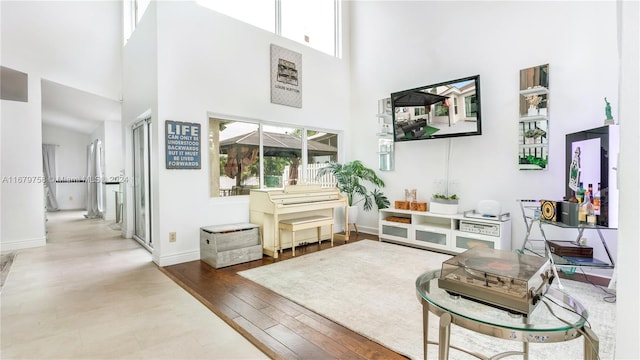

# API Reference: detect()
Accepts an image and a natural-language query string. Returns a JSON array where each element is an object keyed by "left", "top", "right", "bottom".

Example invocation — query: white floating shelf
[
  {"left": 519, "top": 164, "right": 546, "bottom": 170},
  {"left": 519, "top": 115, "right": 548, "bottom": 122},
  {"left": 520, "top": 87, "right": 549, "bottom": 96},
  {"left": 519, "top": 144, "right": 549, "bottom": 149}
]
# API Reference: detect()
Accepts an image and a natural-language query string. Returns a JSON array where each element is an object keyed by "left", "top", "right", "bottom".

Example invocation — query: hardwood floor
[{"left": 162, "top": 233, "right": 408, "bottom": 360}]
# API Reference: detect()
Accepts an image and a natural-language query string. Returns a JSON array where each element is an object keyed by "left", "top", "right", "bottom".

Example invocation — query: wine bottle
[
  {"left": 586, "top": 191, "right": 596, "bottom": 225},
  {"left": 578, "top": 190, "right": 588, "bottom": 224},
  {"left": 593, "top": 182, "right": 601, "bottom": 215}
]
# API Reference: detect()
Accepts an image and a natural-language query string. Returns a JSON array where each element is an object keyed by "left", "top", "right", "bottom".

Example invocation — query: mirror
[
  {"left": 390, "top": 75, "right": 482, "bottom": 142},
  {"left": 518, "top": 64, "right": 549, "bottom": 170}
]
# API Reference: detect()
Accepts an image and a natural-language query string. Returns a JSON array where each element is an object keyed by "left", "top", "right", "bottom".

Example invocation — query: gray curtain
[
  {"left": 42, "top": 144, "right": 59, "bottom": 211},
  {"left": 85, "top": 139, "right": 104, "bottom": 219}
]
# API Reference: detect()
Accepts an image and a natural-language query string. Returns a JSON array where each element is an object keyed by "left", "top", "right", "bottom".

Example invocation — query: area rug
[{"left": 238, "top": 240, "right": 616, "bottom": 359}]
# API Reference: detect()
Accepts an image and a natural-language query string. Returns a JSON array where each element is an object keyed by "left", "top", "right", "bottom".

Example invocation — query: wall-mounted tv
[{"left": 391, "top": 75, "right": 482, "bottom": 142}]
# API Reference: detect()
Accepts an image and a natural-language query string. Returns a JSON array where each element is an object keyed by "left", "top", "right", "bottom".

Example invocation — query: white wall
[
  {"left": 0, "top": 1, "right": 122, "bottom": 101},
  {"left": 42, "top": 124, "right": 90, "bottom": 210},
  {"left": 348, "top": 0, "right": 619, "bottom": 273},
  {"left": 103, "top": 121, "right": 123, "bottom": 179},
  {"left": 1, "top": 0, "right": 3, "bottom": 250},
  {"left": 615, "top": 0, "right": 640, "bottom": 357},
  {"left": 125, "top": 1, "right": 351, "bottom": 265},
  {"left": 1, "top": 76, "right": 46, "bottom": 251},
  {"left": 41, "top": 118, "right": 122, "bottom": 217},
  {"left": 121, "top": 1, "right": 158, "bottom": 244},
  {"left": 1, "top": 0, "right": 123, "bottom": 250}
]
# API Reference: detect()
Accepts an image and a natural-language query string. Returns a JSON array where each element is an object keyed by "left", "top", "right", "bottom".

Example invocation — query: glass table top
[
  {"left": 539, "top": 219, "right": 617, "bottom": 230},
  {"left": 416, "top": 270, "right": 588, "bottom": 332},
  {"left": 520, "top": 248, "right": 614, "bottom": 268}
]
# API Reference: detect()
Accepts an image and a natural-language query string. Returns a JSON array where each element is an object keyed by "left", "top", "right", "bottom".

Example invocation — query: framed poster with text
[
  {"left": 271, "top": 44, "right": 302, "bottom": 108},
  {"left": 165, "top": 120, "right": 201, "bottom": 169}
]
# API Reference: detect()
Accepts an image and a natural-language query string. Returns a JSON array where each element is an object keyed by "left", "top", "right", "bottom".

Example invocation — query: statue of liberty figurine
[{"left": 604, "top": 97, "right": 614, "bottom": 125}]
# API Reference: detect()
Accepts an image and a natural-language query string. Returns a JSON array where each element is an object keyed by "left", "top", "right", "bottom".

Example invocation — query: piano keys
[{"left": 250, "top": 184, "right": 349, "bottom": 258}]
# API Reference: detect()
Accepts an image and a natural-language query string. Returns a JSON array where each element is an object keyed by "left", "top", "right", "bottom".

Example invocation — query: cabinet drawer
[
  {"left": 414, "top": 225, "right": 450, "bottom": 251},
  {"left": 454, "top": 234, "right": 496, "bottom": 251},
  {"left": 381, "top": 223, "right": 409, "bottom": 240},
  {"left": 415, "top": 228, "right": 447, "bottom": 246}
]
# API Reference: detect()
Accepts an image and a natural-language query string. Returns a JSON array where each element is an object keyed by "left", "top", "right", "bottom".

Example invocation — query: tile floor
[{"left": 0, "top": 210, "right": 268, "bottom": 359}]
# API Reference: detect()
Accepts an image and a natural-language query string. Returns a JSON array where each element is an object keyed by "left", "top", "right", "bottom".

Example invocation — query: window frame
[
  {"left": 123, "top": 0, "right": 151, "bottom": 44},
  {"left": 207, "top": 112, "right": 342, "bottom": 197},
  {"left": 196, "top": 0, "right": 342, "bottom": 58}
]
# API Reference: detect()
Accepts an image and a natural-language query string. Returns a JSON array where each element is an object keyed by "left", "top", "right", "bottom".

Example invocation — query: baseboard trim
[
  {"left": 1, "top": 236, "right": 46, "bottom": 251},
  {"left": 357, "top": 225, "right": 377, "bottom": 235},
  {"left": 154, "top": 249, "right": 200, "bottom": 267}
]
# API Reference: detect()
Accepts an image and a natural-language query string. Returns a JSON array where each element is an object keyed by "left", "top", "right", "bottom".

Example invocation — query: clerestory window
[
  {"left": 197, "top": 0, "right": 342, "bottom": 57},
  {"left": 123, "top": 0, "right": 151, "bottom": 45}
]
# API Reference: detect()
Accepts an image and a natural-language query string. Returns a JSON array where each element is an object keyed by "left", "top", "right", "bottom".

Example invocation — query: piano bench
[{"left": 278, "top": 216, "right": 334, "bottom": 257}]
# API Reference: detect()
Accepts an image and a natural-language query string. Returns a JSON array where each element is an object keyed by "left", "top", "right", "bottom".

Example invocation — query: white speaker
[{"left": 477, "top": 200, "right": 501, "bottom": 217}]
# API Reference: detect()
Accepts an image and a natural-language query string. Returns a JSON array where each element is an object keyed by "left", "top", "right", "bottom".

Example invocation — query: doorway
[{"left": 132, "top": 119, "right": 152, "bottom": 249}]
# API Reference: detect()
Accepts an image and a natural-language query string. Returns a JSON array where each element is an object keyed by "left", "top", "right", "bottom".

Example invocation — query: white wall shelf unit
[
  {"left": 519, "top": 86, "right": 549, "bottom": 96},
  {"left": 378, "top": 208, "right": 511, "bottom": 254},
  {"left": 519, "top": 115, "right": 548, "bottom": 122},
  {"left": 518, "top": 65, "right": 550, "bottom": 170}
]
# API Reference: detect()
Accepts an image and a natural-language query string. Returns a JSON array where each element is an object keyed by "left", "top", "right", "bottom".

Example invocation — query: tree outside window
[{"left": 435, "top": 103, "right": 449, "bottom": 116}]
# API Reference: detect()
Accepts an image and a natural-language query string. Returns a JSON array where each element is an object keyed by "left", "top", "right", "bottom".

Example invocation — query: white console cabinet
[{"left": 378, "top": 209, "right": 511, "bottom": 254}]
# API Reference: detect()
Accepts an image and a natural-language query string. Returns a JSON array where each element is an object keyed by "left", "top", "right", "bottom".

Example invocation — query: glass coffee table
[{"left": 416, "top": 270, "right": 599, "bottom": 360}]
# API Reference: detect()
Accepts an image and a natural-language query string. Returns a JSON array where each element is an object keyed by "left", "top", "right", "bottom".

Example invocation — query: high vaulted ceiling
[{"left": 41, "top": 79, "right": 121, "bottom": 134}]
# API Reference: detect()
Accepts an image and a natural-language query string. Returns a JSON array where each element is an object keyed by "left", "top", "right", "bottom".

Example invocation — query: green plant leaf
[{"left": 316, "top": 160, "right": 388, "bottom": 211}]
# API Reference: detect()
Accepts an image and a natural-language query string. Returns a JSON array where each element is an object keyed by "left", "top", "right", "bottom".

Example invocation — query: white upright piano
[{"left": 249, "top": 185, "right": 348, "bottom": 258}]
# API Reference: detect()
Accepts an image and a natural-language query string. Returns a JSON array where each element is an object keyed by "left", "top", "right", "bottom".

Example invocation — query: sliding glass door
[{"left": 132, "top": 120, "right": 152, "bottom": 249}]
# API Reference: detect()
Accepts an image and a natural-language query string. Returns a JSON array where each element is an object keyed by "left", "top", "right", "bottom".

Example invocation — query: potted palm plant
[{"left": 316, "top": 160, "right": 390, "bottom": 224}]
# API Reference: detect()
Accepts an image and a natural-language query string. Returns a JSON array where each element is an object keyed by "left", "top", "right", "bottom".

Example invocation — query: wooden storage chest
[{"left": 200, "top": 223, "right": 262, "bottom": 268}]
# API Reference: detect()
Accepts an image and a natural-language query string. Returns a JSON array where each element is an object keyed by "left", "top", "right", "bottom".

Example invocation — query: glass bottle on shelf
[
  {"left": 586, "top": 191, "right": 596, "bottom": 225},
  {"left": 578, "top": 189, "right": 589, "bottom": 224},
  {"left": 593, "top": 182, "right": 601, "bottom": 215}
]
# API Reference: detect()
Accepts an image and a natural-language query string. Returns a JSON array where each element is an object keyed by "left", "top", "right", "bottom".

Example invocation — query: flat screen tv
[{"left": 391, "top": 75, "right": 482, "bottom": 142}]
